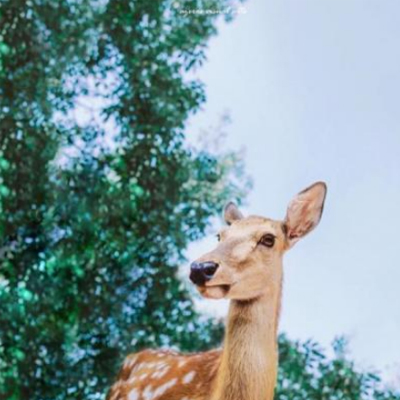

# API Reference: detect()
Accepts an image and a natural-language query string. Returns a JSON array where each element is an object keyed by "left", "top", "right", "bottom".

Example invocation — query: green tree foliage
[
  {"left": 276, "top": 335, "right": 400, "bottom": 400},
  {"left": 0, "top": 0, "right": 248, "bottom": 398}
]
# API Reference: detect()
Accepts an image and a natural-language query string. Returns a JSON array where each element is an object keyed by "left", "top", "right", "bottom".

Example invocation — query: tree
[
  {"left": 276, "top": 335, "right": 400, "bottom": 400},
  {"left": 0, "top": 1, "right": 249, "bottom": 399}
]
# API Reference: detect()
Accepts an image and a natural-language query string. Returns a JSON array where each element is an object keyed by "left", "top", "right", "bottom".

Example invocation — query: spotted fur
[{"left": 106, "top": 349, "right": 220, "bottom": 400}]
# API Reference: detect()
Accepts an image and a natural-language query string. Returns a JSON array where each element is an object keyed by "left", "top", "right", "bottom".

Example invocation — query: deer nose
[{"left": 189, "top": 261, "right": 219, "bottom": 286}]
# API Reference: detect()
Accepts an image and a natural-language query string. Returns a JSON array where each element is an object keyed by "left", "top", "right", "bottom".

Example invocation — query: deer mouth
[{"left": 199, "top": 284, "right": 231, "bottom": 299}]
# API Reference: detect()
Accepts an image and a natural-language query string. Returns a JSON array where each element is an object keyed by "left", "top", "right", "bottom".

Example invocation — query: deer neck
[{"left": 212, "top": 278, "right": 282, "bottom": 400}]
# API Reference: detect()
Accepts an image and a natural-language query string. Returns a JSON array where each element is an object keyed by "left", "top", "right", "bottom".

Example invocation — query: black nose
[{"left": 190, "top": 261, "right": 219, "bottom": 286}]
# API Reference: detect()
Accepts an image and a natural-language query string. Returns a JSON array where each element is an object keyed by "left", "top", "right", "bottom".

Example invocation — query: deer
[{"left": 106, "top": 181, "right": 327, "bottom": 400}]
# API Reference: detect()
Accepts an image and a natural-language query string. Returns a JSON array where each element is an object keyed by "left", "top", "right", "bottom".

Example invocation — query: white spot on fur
[
  {"left": 128, "top": 388, "right": 140, "bottom": 400},
  {"left": 127, "top": 376, "right": 137, "bottom": 384},
  {"left": 158, "top": 367, "right": 169, "bottom": 378},
  {"left": 135, "top": 362, "right": 143, "bottom": 370},
  {"left": 130, "top": 365, "right": 140, "bottom": 375},
  {"left": 156, "top": 362, "right": 168, "bottom": 370},
  {"left": 151, "top": 365, "right": 170, "bottom": 379},
  {"left": 143, "top": 385, "right": 153, "bottom": 400},
  {"left": 139, "top": 361, "right": 156, "bottom": 370},
  {"left": 181, "top": 397, "right": 191, "bottom": 400},
  {"left": 152, "top": 378, "right": 177, "bottom": 398},
  {"left": 177, "top": 359, "right": 186, "bottom": 368},
  {"left": 129, "top": 356, "right": 137, "bottom": 367},
  {"left": 182, "top": 371, "right": 196, "bottom": 384},
  {"left": 151, "top": 362, "right": 161, "bottom": 370},
  {"left": 139, "top": 373, "right": 148, "bottom": 380}
]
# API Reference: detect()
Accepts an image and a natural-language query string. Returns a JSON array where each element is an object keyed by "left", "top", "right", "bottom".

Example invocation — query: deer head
[{"left": 190, "top": 182, "right": 327, "bottom": 301}]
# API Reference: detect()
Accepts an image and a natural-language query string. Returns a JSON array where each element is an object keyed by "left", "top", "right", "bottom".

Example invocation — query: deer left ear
[
  {"left": 284, "top": 182, "right": 327, "bottom": 247},
  {"left": 224, "top": 202, "right": 244, "bottom": 225}
]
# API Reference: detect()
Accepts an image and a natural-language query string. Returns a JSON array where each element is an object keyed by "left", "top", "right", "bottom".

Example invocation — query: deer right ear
[
  {"left": 224, "top": 202, "right": 243, "bottom": 225},
  {"left": 284, "top": 182, "right": 327, "bottom": 248}
]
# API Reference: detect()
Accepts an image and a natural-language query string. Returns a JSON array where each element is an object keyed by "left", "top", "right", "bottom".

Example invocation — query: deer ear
[
  {"left": 284, "top": 182, "right": 327, "bottom": 247},
  {"left": 224, "top": 202, "right": 243, "bottom": 225}
]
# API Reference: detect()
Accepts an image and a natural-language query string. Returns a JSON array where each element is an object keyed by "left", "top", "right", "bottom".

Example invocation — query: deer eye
[{"left": 259, "top": 234, "right": 275, "bottom": 248}]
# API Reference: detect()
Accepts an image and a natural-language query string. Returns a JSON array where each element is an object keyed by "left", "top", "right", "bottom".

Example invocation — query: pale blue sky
[{"left": 186, "top": 0, "right": 400, "bottom": 382}]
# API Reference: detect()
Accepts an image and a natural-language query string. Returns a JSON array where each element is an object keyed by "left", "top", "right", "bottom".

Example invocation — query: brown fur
[{"left": 106, "top": 182, "right": 327, "bottom": 400}]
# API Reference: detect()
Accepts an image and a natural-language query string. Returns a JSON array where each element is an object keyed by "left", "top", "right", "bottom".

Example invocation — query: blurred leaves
[
  {"left": 276, "top": 335, "right": 400, "bottom": 400},
  {"left": 0, "top": 0, "right": 246, "bottom": 398}
]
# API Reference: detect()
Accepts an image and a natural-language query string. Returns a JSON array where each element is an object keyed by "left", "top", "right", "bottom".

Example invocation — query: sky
[{"left": 184, "top": 0, "right": 400, "bottom": 382}]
